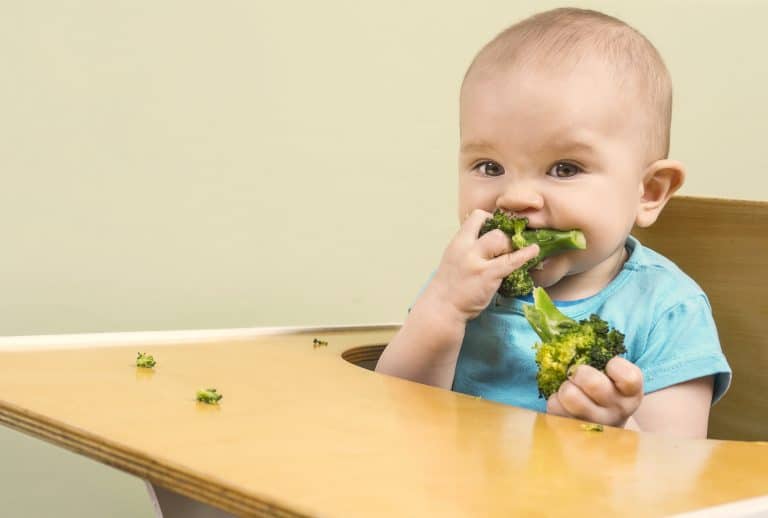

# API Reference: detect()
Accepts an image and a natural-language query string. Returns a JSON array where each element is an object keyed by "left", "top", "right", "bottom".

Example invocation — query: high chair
[{"left": 633, "top": 196, "right": 768, "bottom": 441}]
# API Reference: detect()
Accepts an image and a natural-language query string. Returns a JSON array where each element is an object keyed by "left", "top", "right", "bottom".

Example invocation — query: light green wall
[{"left": 2, "top": 1, "right": 766, "bottom": 516}]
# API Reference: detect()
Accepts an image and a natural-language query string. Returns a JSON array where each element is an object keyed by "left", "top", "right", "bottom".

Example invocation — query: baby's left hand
[{"left": 546, "top": 357, "right": 643, "bottom": 428}]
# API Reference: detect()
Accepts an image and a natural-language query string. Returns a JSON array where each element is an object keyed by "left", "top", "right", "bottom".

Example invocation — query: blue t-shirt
[{"left": 452, "top": 236, "right": 732, "bottom": 412}]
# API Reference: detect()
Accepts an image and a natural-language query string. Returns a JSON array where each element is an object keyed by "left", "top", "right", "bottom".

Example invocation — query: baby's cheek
[{"left": 583, "top": 216, "right": 629, "bottom": 251}]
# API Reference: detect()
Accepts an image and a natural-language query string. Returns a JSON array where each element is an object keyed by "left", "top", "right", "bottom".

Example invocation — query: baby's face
[{"left": 459, "top": 56, "right": 651, "bottom": 299}]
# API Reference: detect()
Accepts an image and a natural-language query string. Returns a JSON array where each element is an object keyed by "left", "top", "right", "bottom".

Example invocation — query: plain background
[{"left": 2, "top": 1, "right": 766, "bottom": 516}]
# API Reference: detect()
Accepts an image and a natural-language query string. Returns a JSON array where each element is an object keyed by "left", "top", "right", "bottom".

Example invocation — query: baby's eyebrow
[
  {"left": 459, "top": 142, "right": 496, "bottom": 154},
  {"left": 549, "top": 136, "right": 598, "bottom": 155},
  {"left": 460, "top": 138, "right": 597, "bottom": 157}
]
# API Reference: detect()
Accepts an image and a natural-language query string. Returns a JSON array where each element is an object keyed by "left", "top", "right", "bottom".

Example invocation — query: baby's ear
[{"left": 635, "top": 159, "right": 686, "bottom": 228}]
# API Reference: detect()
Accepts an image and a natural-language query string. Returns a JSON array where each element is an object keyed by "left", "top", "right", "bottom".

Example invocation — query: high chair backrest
[{"left": 633, "top": 196, "right": 768, "bottom": 441}]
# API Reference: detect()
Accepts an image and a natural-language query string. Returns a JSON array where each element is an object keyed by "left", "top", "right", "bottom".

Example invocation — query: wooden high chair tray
[{"left": 0, "top": 324, "right": 767, "bottom": 517}]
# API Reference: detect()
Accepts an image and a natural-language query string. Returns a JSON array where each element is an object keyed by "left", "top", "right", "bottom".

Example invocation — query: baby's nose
[{"left": 496, "top": 179, "right": 544, "bottom": 214}]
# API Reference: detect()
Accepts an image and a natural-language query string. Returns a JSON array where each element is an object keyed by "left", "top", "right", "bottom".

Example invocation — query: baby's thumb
[{"left": 606, "top": 357, "right": 643, "bottom": 397}]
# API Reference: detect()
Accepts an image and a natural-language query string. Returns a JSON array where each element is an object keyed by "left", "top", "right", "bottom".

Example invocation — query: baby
[{"left": 376, "top": 8, "right": 730, "bottom": 438}]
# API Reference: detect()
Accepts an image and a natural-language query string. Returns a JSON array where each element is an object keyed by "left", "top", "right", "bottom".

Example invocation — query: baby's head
[
  {"left": 463, "top": 8, "right": 673, "bottom": 161},
  {"left": 458, "top": 8, "right": 685, "bottom": 298}
]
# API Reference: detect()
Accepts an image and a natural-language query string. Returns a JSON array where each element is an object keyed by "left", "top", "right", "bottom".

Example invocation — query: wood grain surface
[{"left": 1, "top": 325, "right": 767, "bottom": 517}]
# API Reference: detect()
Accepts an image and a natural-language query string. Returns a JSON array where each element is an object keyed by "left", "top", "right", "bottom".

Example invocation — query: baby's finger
[
  {"left": 488, "top": 244, "right": 539, "bottom": 278},
  {"left": 459, "top": 209, "right": 493, "bottom": 241},
  {"left": 477, "top": 228, "right": 512, "bottom": 259},
  {"left": 556, "top": 380, "right": 611, "bottom": 422},
  {"left": 567, "top": 365, "right": 619, "bottom": 408},
  {"left": 605, "top": 357, "right": 644, "bottom": 397},
  {"left": 546, "top": 393, "right": 570, "bottom": 417}
]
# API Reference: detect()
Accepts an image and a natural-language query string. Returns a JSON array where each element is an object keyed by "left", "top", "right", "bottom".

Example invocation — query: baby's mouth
[{"left": 499, "top": 209, "right": 542, "bottom": 232}]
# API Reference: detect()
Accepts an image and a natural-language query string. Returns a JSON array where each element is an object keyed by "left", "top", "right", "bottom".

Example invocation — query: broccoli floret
[
  {"left": 524, "top": 287, "right": 626, "bottom": 399},
  {"left": 479, "top": 210, "right": 586, "bottom": 296},
  {"left": 499, "top": 266, "right": 535, "bottom": 298},
  {"left": 136, "top": 352, "right": 156, "bottom": 368},
  {"left": 581, "top": 423, "right": 604, "bottom": 432},
  {"left": 196, "top": 388, "right": 223, "bottom": 404}
]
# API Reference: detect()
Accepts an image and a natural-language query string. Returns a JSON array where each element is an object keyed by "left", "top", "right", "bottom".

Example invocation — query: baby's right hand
[{"left": 421, "top": 209, "right": 540, "bottom": 323}]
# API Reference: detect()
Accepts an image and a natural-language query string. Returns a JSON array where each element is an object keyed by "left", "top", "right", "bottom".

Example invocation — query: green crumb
[
  {"left": 196, "top": 388, "right": 223, "bottom": 404},
  {"left": 136, "top": 352, "right": 156, "bottom": 368},
  {"left": 581, "top": 423, "right": 604, "bottom": 432},
  {"left": 312, "top": 338, "right": 328, "bottom": 348}
]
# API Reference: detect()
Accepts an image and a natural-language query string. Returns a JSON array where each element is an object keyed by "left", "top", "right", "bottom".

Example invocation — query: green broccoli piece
[
  {"left": 499, "top": 267, "right": 535, "bottom": 299},
  {"left": 196, "top": 388, "right": 223, "bottom": 404},
  {"left": 136, "top": 352, "right": 156, "bottom": 368},
  {"left": 581, "top": 423, "right": 605, "bottom": 432},
  {"left": 524, "top": 287, "right": 626, "bottom": 399},
  {"left": 479, "top": 209, "right": 586, "bottom": 297}
]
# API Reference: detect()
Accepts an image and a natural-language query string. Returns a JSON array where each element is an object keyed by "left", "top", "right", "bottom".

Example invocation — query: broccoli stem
[
  {"left": 480, "top": 211, "right": 586, "bottom": 261},
  {"left": 523, "top": 287, "right": 578, "bottom": 342},
  {"left": 522, "top": 229, "right": 587, "bottom": 260}
]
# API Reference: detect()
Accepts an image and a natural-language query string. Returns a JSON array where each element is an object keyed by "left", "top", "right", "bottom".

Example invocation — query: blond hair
[{"left": 463, "top": 8, "right": 673, "bottom": 159}]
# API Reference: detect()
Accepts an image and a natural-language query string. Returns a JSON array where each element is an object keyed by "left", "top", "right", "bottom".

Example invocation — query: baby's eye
[
  {"left": 475, "top": 160, "right": 505, "bottom": 177},
  {"left": 547, "top": 162, "right": 583, "bottom": 178}
]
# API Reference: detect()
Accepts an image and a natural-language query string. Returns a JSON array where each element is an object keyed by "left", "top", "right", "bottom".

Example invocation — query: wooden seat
[{"left": 633, "top": 196, "right": 768, "bottom": 441}]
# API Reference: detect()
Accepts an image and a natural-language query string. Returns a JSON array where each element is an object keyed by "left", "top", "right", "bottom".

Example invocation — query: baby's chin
[
  {"left": 529, "top": 258, "right": 573, "bottom": 291},
  {"left": 530, "top": 255, "right": 619, "bottom": 301}
]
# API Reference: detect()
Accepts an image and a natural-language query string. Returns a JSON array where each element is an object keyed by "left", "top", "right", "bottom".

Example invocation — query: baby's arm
[
  {"left": 546, "top": 359, "right": 714, "bottom": 438},
  {"left": 626, "top": 375, "right": 713, "bottom": 437},
  {"left": 375, "top": 210, "right": 539, "bottom": 388}
]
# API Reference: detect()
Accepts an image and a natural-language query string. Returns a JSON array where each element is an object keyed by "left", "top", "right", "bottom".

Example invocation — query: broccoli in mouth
[
  {"left": 479, "top": 209, "right": 586, "bottom": 297},
  {"left": 524, "top": 287, "right": 626, "bottom": 399}
]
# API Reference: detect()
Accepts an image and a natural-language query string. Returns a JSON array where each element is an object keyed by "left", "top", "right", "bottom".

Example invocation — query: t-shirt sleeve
[{"left": 632, "top": 294, "right": 732, "bottom": 404}]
